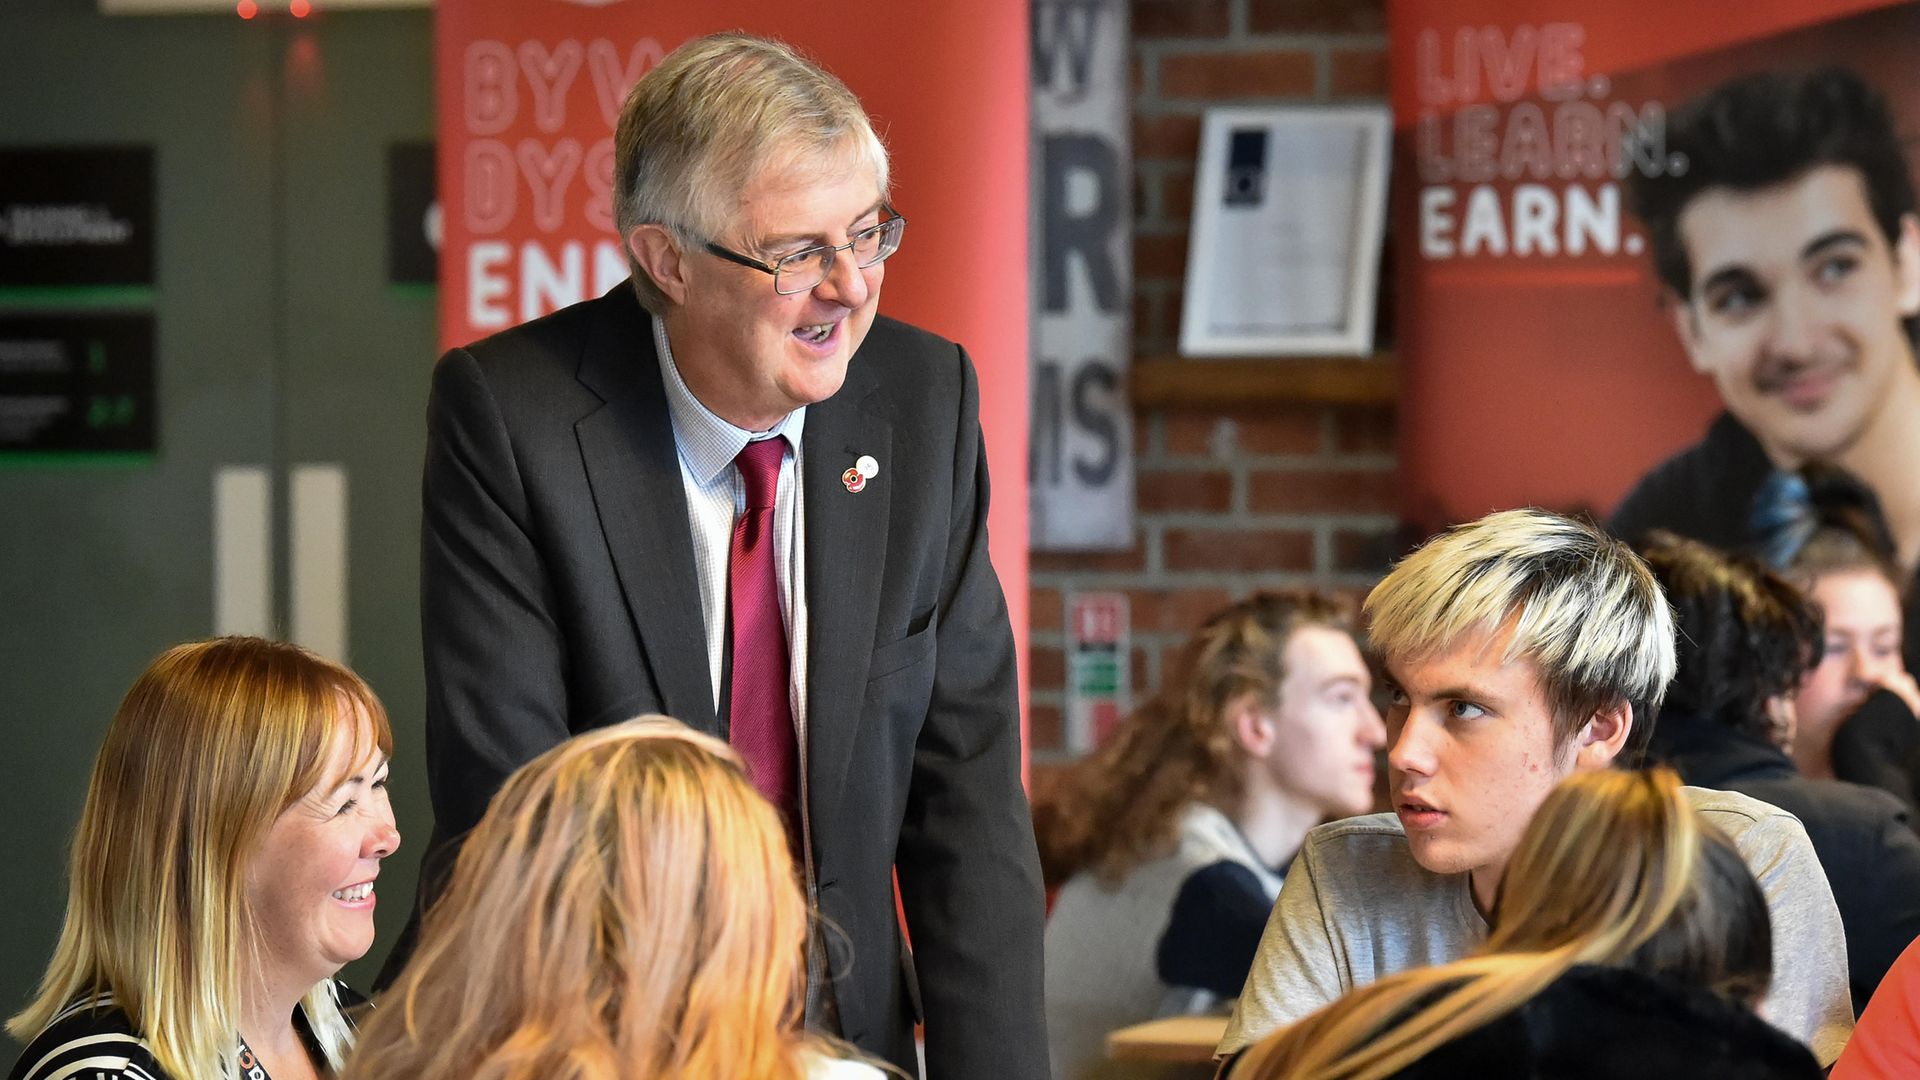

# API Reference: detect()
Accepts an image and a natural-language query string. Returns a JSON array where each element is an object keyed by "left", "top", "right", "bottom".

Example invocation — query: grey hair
[{"left": 612, "top": 32, "right": 890, "bottom": 312}]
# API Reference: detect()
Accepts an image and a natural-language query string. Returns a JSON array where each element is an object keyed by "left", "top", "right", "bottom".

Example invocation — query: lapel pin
[{"left": 844, "top": 454, "right": 879, "bottom": 492}]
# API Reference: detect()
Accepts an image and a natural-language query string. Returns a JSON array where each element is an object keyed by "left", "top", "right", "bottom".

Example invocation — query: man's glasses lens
[{"left": 773, "top": 216, "right": 906, "bottom": 295}]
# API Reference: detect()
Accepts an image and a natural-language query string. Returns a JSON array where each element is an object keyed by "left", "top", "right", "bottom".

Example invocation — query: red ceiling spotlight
[
  {"left": 289, "top": 0, "right": 310, "bottom": 15},
  {"left": 235, "top": 0, "right": 256, "bottom": 17}
]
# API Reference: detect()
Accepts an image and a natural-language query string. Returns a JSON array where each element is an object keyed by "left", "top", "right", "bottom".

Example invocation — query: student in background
[
  {"left": 1638, "top": 530, "right": 1920, "bottom": 1009},
  {"left": 1035, "top": 592, "right": 1386, "bottom": 1080},
  {"left": 1764, "top": 466, "right": 1920, "bottom": 808},
  {"left": 1227, "top": 768, "right": 1820, "bottom": 1080},
  {"left": 345, "top": 718, "right": 887, "bottom": 1080}
]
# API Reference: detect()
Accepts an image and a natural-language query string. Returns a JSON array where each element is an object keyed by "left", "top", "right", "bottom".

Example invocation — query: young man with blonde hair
[
  {"left": 397, "top": 32, "right": 1047, "bottom": 1079},
  {"left": 1217, "top": 509, "right": 1854, "bottom": 1065}
]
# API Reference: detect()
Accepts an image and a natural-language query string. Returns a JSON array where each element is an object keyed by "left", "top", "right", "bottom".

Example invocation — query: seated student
[
  {"left": 1763, "top": 467, "right": 1920, "bottom": 806},
  {"left": 1036, "top": 592, "right": 1386, "bottom": 1080},
  {"left": 1834, "top": 934, "right": 1920, "bottom": 1079},
  {"left": 1227, "top": 768, "right": 1822, "bottom": 1080},
  {"left": 343, "top": 717, "right": 886, "bottom": 1080},
  {"left": 7, "top": 637, "right": 401, "bottom": 1080},
  {"left": 1216, "top": 509, "right": 1854, "bottom": 1065},
  {"left": 1638, "top": 531, "right": 1920, "bottom": 1010}
]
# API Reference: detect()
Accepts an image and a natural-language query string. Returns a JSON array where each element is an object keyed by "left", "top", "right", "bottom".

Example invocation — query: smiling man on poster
[
  {"left": 1611, "top": 68, "right": 1920, "bottom": 594},
  {"left": 390, "top": 33, "right": 1047, "bottom": 1079}
]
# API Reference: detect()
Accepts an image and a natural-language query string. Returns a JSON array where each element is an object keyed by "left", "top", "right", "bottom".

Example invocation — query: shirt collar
[{"left": 652, "top": 314, "right": 806, "bottom": 485}]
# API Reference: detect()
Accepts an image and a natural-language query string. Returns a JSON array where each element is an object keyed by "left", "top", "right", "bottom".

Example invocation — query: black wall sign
[
  {"left": 387, "top": 141, "right": 437, "bottom": 285},
  {"left": 0, "top": 313, "right": 155, "bottom": 453},
  {"left": 0, "top": 147, "right": 156, "bottom": 288}
]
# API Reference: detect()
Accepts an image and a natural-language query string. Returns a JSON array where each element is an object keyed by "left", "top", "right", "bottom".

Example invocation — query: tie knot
[{"left": 736, "top": 437, "right": 786, "bottom": 510}]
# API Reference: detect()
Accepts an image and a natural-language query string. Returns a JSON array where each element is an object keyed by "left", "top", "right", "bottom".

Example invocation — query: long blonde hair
[
  {"left": 8, "top": 636, "right": 393, "bottom": 1079},
  {"left": 1235, "top": 768, "right": 1771, "bottom": 1080},
  {"left": 346, "top": 717, "right": 848, "bottom": 1080}
]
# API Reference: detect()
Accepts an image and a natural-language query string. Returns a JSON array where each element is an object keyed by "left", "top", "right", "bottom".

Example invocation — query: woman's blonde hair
[
  {"left": 8, "top": 636, "right": 393, "bottom": 1079},
  {"left": 346, "top": 716, "right": 860, "bottom": 1080},
  {"left": 1234, "top": 768, "right": 1771, "bottom": 1080},
  {"left": 1032, "top": 591, "right": 1348, "bottom": 887}
]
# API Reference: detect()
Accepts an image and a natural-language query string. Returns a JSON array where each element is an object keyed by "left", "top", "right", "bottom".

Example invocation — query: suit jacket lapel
[
  {"left": 573, "top": 287, "right": 718, "bottom": 734},
  {"left": 804, "top": 361, "right": 891, "bottom": 810}
]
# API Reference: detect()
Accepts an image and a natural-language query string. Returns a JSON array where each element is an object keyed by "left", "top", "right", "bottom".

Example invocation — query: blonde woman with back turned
[
  {"left": 1230, "top": 768, "right": 1821, "bottom": 1080},
  {"left": 7, "top": 637, "right": 401, "bottom": 1080},
  {"left": 344, "top": 717, "right": 887, "bottom": 1080}
]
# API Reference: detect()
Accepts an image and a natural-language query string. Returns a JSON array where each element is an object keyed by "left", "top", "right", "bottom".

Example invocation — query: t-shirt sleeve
[
  {"left": 1155, "top": 861, "right": 1274, "bottom": 1000},
  {"left": 1833, "top": 936, "right": 1920, "bottom": 1080},
  {"left": 1216, "top": 840, "right": 1348, "bottom": 1056},
  {"left": 1735, "top": 807, "right": 1857, "bottom": 1065}
]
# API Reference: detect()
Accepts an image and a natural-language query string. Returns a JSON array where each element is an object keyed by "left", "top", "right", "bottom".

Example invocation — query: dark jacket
[
  {"left": 1607, "top": 412, "right": 1920, "bottom": 677},
  {"left": 1387, "top": 966, "right": 1822, "bottom": 1079},
  {"left": 1833, "top": 688, "right": 1920, "bottom": 825},
  {"left": 1649, "top": 709, "right": 1920, "bottom": 1011},
  {"left": 388, "top": 284, "right": 1047, "bottom": 1078}
]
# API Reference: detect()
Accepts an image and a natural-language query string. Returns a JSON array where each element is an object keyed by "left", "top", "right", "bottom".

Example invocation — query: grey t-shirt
[{"left": 1218, "top": 786, "right": 1855, "bottom": 1065}]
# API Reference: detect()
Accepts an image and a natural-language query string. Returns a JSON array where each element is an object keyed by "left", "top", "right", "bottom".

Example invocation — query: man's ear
[
  {"left": 1666, "top": 291, "right": 1710, "bottom": 374},
  {"left": 1230, "top": 695, "right": 1276, "bottom": 759},
  {"left": 1893, "top": 212, "right": 1920, "bottom": 318},
  {"left": 626, "top": 223, "right": 689, "bottom": 306},
  {"left": 1572, "top": 700, "right": 1633, "bottom": 771}
]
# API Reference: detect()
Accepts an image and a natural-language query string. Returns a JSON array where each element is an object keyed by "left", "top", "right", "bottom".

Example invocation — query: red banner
[
  {"left": 434, "top": 1, "right": 1031, "bottom": 711},
  {"left": 1389, "top": 0, "right": 1920, "bottom": 526}
]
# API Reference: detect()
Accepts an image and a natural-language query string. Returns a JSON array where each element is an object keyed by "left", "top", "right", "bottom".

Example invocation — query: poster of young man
[{"left": 1389, "top": 0, "right": 1920, "bottom": 551}]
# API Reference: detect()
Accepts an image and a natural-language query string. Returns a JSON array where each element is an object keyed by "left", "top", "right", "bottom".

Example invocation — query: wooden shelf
[{"left": 1130, "top": 353, "right": 1396, "bottom": 408}]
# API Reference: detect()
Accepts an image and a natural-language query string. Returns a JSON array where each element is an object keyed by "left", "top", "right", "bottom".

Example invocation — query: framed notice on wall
[{"left": 1179, "top": 106, "right": 1389, "bottom": 357}]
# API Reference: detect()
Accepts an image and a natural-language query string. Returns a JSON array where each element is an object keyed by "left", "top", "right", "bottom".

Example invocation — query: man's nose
[
  {"left": 1388, "top": 711, "right": 1436, "bottom": 777},
  {"left": 812, "top": 245, "right": 871, "bottom": 308}
]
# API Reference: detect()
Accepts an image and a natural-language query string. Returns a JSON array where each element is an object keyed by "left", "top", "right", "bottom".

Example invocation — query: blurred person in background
[
  {"left": 1034, "top": 592, "right": 1386, "bottom": 1080},
  {"left": 7, "top": 637, "right": 400, "bottom": 1080},
  {"left": 1638, "top": 530, "right": 1920, "bottom": 1009},
  {"left": 1226, "top": 768, "right": 1820, "bottom": 1080},
  {"left": 1762, "top": 466, "right": 1920, "bottom": 811},
  {"left": 345, "top": 717, "right": 887, "bottom": 1080}
]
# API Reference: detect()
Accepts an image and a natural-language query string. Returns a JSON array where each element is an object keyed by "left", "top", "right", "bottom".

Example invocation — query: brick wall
[{"left": 1028, "top": 0, "right": 1396, "bottom": 763}]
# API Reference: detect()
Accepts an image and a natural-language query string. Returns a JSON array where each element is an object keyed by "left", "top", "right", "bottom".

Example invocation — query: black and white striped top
[
  {"left": 8, "top": 994, "right": 167, "bottom": 1080},
  {"left": 8, "top": 983, "right": 361, "bottom": 1080}
]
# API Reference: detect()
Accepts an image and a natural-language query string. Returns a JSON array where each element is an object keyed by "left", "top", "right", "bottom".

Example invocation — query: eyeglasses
[{"left": 704, "top": 208, "right": 907, "bottom": 295}]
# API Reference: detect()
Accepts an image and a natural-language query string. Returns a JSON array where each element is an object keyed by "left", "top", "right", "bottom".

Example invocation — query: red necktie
[{"left": 728, "top": 437, "right": 799, "bottom": 827}]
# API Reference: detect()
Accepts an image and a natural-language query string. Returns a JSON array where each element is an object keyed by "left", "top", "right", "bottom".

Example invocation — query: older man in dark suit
[{"left": 393, "top": 32, "right": 1047, "bottom": 1079}]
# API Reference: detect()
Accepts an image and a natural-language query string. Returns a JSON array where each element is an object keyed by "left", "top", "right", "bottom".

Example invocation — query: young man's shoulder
[
  {"left": 1303, "top": 810, "right": 1414, "bottom": 847},
  {"left": 1685, "top": 783, "right": 1808, "bottom": 830},
  {"left": 1296, "top": 812, "right": 1441, "bottom": 897}
]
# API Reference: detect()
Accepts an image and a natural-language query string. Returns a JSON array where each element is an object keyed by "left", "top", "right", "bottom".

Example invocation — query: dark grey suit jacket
[{"left": 399, "top": 283, "right": 1048, "bottom": 1078}]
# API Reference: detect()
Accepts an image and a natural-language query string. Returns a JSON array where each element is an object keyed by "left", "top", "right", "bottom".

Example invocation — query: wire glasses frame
[{"left": 703, "top": 207, "right": 907, "bottom": 295}]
